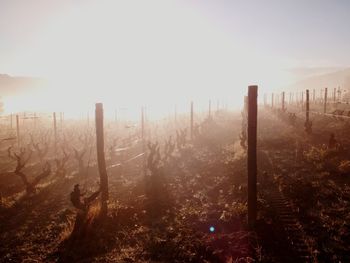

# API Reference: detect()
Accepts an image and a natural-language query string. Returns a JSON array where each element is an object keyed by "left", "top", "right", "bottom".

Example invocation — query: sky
[{"left": 0, "top": 0, "right": 349, "bottom": 116}]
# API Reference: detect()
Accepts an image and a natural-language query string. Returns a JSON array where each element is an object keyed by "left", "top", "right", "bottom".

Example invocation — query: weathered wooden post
[
  {"left": 324, "top": 88, "right": 328, "bottom": 114},
  {"left": 10, "top": 113, "right": 13, "bottom": 129},
  {"left": 333, "top": 88, "right": 336, "bottom": 103},
  {"left": 312, "top": 89, "right": 315, "bottom": 103},
  {"left": 95, "top": 103, "right": 109, "bottom": 217},
  {"left": 16, "top": 115, "right": 20, "bottom": 147},
  {"left": 282, "top": 92, "right": 285, "bottom": 111},
  {"left": 190, "top": 101, "right": 194, "bottom": 140},
  {"left": 248, "top": 85, "right": 258, "bottom": 228},
  {"left": 141, "top": 107, "right": 145, "bottom": 140},
  {"left": 305, "top": 89, "right": 311, "bottom": 134},
  {"left": 53, "top": 112, "right": 57, "bottom": 154}
]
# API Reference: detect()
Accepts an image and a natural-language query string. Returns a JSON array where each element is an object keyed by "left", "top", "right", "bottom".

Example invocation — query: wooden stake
[
  {"left": 141, "top": 107, "right": 145, "bottom": 140},
  {"left": 53, "top": 112, "right": 57, "bottom": 154},
  {"left": 282, "top": 92, "right": 285, "bottom": 111},
  {"left": 306, "top": 90, "right": 310, "bottom": 124},
  {"left": 324, "top": 88, "right": 328, "bottom": 114},
  {"left": 16, "top": 115, "right": 20, "bottom": 147},
  {"left": 190, "top": 101, "right": 194, "bottom": 140},
  {"left": 248, "top": 85, "right": 258, "bottom": 228},
  {"left": 95, "top": 103, "right": 109, "bottom": 217}
]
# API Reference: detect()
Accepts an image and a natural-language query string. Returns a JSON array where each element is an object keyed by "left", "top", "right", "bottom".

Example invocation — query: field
[{"left": 0, "top": 101, "right": 349, "bottom": 262}]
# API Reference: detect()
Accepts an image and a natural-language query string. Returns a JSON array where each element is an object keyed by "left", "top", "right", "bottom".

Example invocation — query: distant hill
[
  {"left": 0, "top": 74, "right": 46, "bottom": 96},
  {"left": 286, "top": 68, "right": 350, "bottom": 93}
]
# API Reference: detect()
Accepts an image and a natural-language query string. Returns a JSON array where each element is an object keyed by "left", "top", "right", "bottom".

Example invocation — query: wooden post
[
  {"left": 248, "top": 85, "right": 258, "bottom": 228},
  {"left": 53, "top": 112, "right": 57, "bottom": 154},
  {"left": 324, "top": 88, "right": 328, "bottom": 114},
  {"left": 190, "top": 101, "right": 194, "bottom": 140},
  {"left": 282, "top": 92, "right": 285, "bottom": 111},
  {"left": 95, "top": 103, "right": 109, "bottom": 217},
  {"left": 16, "top": 115, "right": 20, "bottom": 147},
  {"left": 10, "top": 113, "right": 13, "bottom": 129},
  {"left": 306, "top": 89, "right": 310, "bottom": 124},
  {"left": 312, "top": 89, "right": 315, "bottom": 103},
  {"left": 141, "top": 107, "right": 145, "bottom": 140},
  {"left": 333, "top": 88, "right": 336, "bottom": 103},
  {"left": 337, "top": 86, "right": 341, "bottom": 102}
]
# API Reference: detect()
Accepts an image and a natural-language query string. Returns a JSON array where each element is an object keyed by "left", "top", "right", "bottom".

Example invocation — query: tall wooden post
[
  {"left": 312, "top": 89, "right": 315, "bottom": 103},
  {"left": 10, "top": 113, "right": 13, "bottom": 129},
  {"left": 282, "top": 92, "right": 285, "bottom": 111},
  {"left": 337, "top": 86, "right": 341, "bottom": 102},
  {"left": 141, "top": 107, "right": 145, "bottom": 140},
  {"left": 248, "top": 85, "right": 258, "bottom": 228},
  {"left": 53, "top": 112, "right": 57, "bottom": 154},
  {"left": 333, "top": 88, "right": 336, "bottom": 103},
  {"left": 16, "top": 115, "right": 20, "bottom": 147},
  {"left": 95, "top": 103, "right": 109, "bottom": 217},
  {"left": 306, "top": 90, "right": 310, "bottom": 124},
  {"left": 324, "top": 88, "right": 328, "bottom": 114},
  {"left": 190, "top": 101, "right": 194, "bottom": 140}
]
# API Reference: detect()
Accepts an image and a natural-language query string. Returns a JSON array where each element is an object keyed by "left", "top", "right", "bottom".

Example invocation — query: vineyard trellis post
[
  {"left": 53, "top": 112, "right": 57, "bottom": 154},
  {"left": 248, "top": 85, "right": 258, "bottom": 228},
  {"left": 16, "top": 114, "right": 20, "bottom": 147},
  {"left": 190, "top": 101, "right": 193, "bottom": 140},
  {"left": 324, "top": 88, "right": 328, "bottom": 114},
  {"left": 282, "top": 92, "right": 285, "bottom": 111},
  {"left": 95, "top": 103, "right": 109, "bottom": 217}
]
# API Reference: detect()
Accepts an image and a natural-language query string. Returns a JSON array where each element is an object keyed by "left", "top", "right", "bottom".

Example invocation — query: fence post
[
  {"left": 53, "top": 112, "right": 57, "bottom": 154},
  {"left": 248, "top": 85, "right": 258, "bottom": 228},
  {"left": 324, "top": 88, "right": 328, "bottom": 114},
  {"left": 95, "top": 103, "right": 109, "bottom": 217},
  {"left": 16, "top": 115, "right": 20, "bottom": 147},
  {"left": 190, "top": 101, "right": 194, "bottom": 140},
  {"left": 305, "top": 89, "right": 311, "bottom": 134}
]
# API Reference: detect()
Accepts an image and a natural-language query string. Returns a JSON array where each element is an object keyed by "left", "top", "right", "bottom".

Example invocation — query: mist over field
[{"left": 1, "top": 1, "right": 350, "bottom": 262}]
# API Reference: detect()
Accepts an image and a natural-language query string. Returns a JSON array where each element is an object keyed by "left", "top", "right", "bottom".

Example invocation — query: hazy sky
[{"left": 1, "top": 0, "right": 349, "bottom": 114}]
